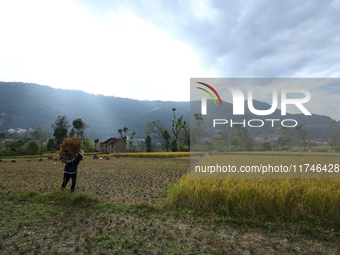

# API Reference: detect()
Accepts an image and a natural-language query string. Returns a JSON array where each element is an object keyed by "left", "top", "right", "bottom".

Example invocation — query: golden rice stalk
[{"left": 56, "top": 137, "right": 83, "bottom": 163}]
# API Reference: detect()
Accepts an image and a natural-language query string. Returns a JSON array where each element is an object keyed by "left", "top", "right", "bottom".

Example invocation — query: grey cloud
[{"left": 82, "top": 0, "right": 340, "bottom": 78}]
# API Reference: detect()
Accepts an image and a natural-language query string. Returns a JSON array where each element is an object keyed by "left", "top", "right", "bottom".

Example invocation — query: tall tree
[
  {"left": 178, "top": 123, "right": 190, "bottom": 151},
  {"left": 128, "top": 131, "right": 136, "bottom": 151},
  {"left": 295, "top": 121, "right": 308, "bottom": 152},
  {"left": 279, "top": 125, "right": 294, "bottom": 151},
  {"left": 145, "top": 135, "right": 152, "bottom": 152},
  {"left": 33, "top": 126, "right": 48, "bottom": 148},
  {"left": 163, "top": 130, "right": 171, "bottom": 152},
  {"left": 123, "top": 127, "right": 128, "bottom": 142},
  {"left": 329, "top": 120, "right": 340, "bottom": 152},
  {"left": 261, "top": 133, "right": 271, "bottom": 151},
  {"left": 46, "top": 138, "right": 56, "bottom": 151},
  {"left": 52, "top": 115, "right": 70, "bottom": 148},
  {"left": 170, "top": 108, "right": 186, "bottom": 152},
  {"left": 230, "top": 125, "right": 253, "bottom": 151},
  {"left": 216, "top": 125, "right": 231, "bottom": 147},
  {"left": 191, "top": 113, "right": 204, "bottom": 145},
  {"left": 94, "top": 138, "right": 99, "bottom": 150},
  {"left": 118, "top": 129, "right": 123, "bottom": 138},
  {"left": 118, "top": 127, "right": 128, "bottom": 142},
  {"left": 32, "top": 126, "right": 48, "bottom": 141},
  {"left": 72, "top": 118, "right": 88, "bottom": 143},
  {"left": 145, "top": 120, "right": 171, "bottom": 151}
]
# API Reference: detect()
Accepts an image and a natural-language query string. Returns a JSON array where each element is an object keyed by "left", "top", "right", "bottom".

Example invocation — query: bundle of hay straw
[{"left": 56, "top": 137, "right": 84, "bottom": 163}]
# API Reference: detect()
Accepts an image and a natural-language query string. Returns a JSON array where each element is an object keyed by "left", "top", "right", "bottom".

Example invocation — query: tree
[
  {"left": 16, "top": 139, "right": 25, "bottom": 148},
  {"left": 191, "top": 113, "right": 204, "bottom": 145},
  {"left": 145, "top": 120, "right": 171, "bottom": 151},
  {"left": 46, "top": 138, "right": 56, "bottom": 151},
  {"left": 295, "top": 121, "right": 308, "bottom": 152},
  {"left": 137, "top": 140, "right": 145, "bottom": 151},
  {"left": 32, "top": 126, "right": 48, "bottom": 141},
  {"left": 69, "top": 128, "right": 75, "bottom": 138},
  {"left": 145, "top": 135, "right": 152, "bottom": 152},
  {"left": 123, "top": 127, "right": 128, "bottom": 137},
  {"left": 33, "top": 126, "right": 48, "bottom": 148},
  {"left": 230, "top": 125, "right": 253, "bottom": 151},
  {"left": 94, "top": 138, "right": 99, "bottom": 150},
  {"left": 145, "top": 108, "right": 187, "bottom": 152},
  {"left": 72, "top": 118, "right": 88, "bottom": 143},
  {"left": 262, "top": 133, "right": 271, "bottom": 151},
  {"left": 118, "top": 127, "right": 128, "bottom": 142},
  {"left": 83, "top": 137, "right": 93, "bottom": 150},
  {"left": 170, "top": 108, "right": 186, "bottom": 152},
  {"left": 279, "top": 125, "right": 294, "bottom": 151},
  {"left": 0, "top": 132, "right": 6, "bottom": 140},
  {"left": 162, "top": 130, "right": 171, "bottom": 152},
  {"left": 329, "top": 121, "right": 340, "bottom": 152},
  {"left": 27, "top": 140, "right": 39, "bottom": 154},
  {"left": 52, "top": 115, "right": 70, "bottom": 148},
  {"left": 178, "top": 123, "right": 190, "bottom": 151},
  {"left": 128, "top": 131, "right": 136, "bottom": 152},
  {"left": 216, "top": 125, "right": 231, "bottom": 147}
]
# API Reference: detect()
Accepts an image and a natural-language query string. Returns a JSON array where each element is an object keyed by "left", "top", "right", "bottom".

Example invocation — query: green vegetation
[{"left": 52, "top": 115, "right": 71, "bottom": 148}]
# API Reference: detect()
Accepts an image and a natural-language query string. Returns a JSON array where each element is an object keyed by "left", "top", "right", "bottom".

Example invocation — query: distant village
[{"left": 5, "top": 128, "right": 33, "bottom": 134}]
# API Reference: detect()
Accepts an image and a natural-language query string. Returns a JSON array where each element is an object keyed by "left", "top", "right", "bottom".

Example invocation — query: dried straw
[{"left": 56, "top": 137, "right": 83, "bottom": 163}]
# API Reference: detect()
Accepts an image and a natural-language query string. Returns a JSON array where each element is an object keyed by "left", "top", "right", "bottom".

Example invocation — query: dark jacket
[{"left": 64, "top": 154, "right": 82, "bottom": 174}]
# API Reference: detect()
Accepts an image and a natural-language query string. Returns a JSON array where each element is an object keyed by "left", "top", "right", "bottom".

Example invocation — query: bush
[{"left": 27, "top": 141, "right": 39, "bottom": 154}]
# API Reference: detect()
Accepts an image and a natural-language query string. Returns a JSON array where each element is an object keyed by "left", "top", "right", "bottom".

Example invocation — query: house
[
  {"left": 100, "top": 137, "right": 126, "bottom": 153},
  {"left": 17, "top": 128, "right": 27, "bottom": 133}
]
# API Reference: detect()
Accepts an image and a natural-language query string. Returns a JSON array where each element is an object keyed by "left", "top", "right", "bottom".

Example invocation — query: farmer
[
  {"left": 61, "top": 152, "right": 83, "bottom": 192},
  {"left": 200, "top": 151, "right": 203, "bottom": 158},
  {"left": 93, "top": 153, "right": 98, "bottom": 159}
]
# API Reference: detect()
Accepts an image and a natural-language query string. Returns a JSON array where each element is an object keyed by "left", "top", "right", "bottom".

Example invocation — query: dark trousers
[{"left": 61, "top": 173, "right": 77, "bottom": 191}]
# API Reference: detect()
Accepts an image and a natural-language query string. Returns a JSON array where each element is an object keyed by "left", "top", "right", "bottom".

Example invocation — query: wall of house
[
  {"left": 100, "top": 140, "right": 126, "bottom": 153},
  {"left": 112, "top": 140, "right": 126, "bottom": 153},
  {"left": 100, "top": 144, "right": 109, "bottom": 153}
]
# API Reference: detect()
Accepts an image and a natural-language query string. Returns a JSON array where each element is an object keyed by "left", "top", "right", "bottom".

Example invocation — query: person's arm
[{"left": 78, "top": 154, "right": 83, "bottom": 161}]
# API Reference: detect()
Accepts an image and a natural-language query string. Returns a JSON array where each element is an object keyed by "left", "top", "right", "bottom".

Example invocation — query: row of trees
[
  {"left": 1, "top": 109, "right": 339, "bottom": 154},
  {"left": 50, "top": 116, "right": 89, "bottom": 148},
  {"left": 191, "top": 114, "right": 340, "bottom": 152}
]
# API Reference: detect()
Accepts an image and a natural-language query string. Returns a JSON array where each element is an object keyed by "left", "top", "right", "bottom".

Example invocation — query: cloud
[{"left": 84, "top": 0, "right": 340, "bottom": 78}]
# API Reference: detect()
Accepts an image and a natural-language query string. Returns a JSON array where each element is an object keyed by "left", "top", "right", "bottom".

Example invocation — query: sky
[{"left": 0, "top": 0, "right": 340, "bottom": 119}]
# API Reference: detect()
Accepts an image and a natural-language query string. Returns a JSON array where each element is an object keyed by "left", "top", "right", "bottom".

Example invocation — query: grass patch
[
  {"left": 0, "top": 190, "right": 40, "bottom": 202},
  {"left": 0, "top": 189, "right": 100, "bottom": 207},
  {"left": 44, "top": 189, "right": 100, "bottom": 206}
]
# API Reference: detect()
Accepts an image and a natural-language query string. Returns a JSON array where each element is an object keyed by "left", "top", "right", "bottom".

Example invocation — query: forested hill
[
  {"left": 0, "top": 82, "right": 337, "bottom": 140},
  {"left": 0, "top": 82, "right": 190, "bottom": 139}
]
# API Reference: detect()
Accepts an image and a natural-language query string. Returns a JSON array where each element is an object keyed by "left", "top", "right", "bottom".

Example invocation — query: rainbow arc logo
[{"left": 196, "top": 82, "right": 222, "bottom": 106}]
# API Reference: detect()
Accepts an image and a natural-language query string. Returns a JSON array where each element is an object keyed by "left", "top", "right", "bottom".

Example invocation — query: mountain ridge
[{"left": 0, "top": 82, "right": 337, "bottom": 140}]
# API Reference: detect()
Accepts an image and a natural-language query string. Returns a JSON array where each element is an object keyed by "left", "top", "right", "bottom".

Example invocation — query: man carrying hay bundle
[{"left": 57, "top": 137, "right": 84, "bottom": 192}]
